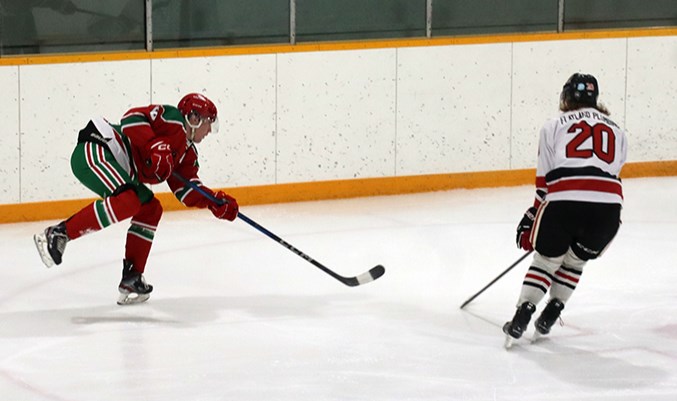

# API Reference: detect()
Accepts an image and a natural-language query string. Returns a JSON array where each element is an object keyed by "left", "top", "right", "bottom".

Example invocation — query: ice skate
[
  {"left": 502, "top": 302, "right": 536, "bottom": 349},
  {"left": 117, "top": 260, "right": 153, "bottom": 305},
  {"left": 33, "top": 222, "right": 68, "bottom": 268},
  {"left": 535, "top": 298, "right": 565, "bottom": 336},
  {"left": 531, "top": 330, "right": 546, "bottom": 344}
]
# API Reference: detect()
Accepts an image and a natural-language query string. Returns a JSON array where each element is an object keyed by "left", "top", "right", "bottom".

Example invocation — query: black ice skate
[
  {"left": 502, "top": 301, "right": 536, "bottom": 349},
  {"left": 33, "top": 222, "right": 69, "bottom": 268},
  {"left": 534, "top": 298, "right": 565, "bottom": 336},
  {"left": 117, "top": 260, "right": 153, "bottom": 305}
]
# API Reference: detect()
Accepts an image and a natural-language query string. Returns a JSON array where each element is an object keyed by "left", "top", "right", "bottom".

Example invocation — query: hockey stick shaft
[
  {"left": 171, "top": 172, "right": 384, "bottom": 287},
  {"left": 459, "top": 250, "right": 533, "bottom": 309}
]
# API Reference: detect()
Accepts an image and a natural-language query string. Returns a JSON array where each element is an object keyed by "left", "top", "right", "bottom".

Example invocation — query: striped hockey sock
[
  {"left": 124, "top": 197, "right": 163, "bottom": 273},
  {"left": 520, "top": 265, "right": 553, "bottom": 304},
  {"left": 65, "top": 189, "right": 141, "bottom": 239},
  {"left": 517, "top": 253, "right": 563, "bottom": 306},
  {"left": 550, "top": 250, "right": 586, "bottom": 302}
]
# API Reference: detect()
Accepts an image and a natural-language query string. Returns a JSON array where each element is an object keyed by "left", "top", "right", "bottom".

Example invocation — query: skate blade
[
  {"left": 504, "top": 335, "right": 515, "bottom": 349},
  {"left": 531, "top": 331, "right": 547, "bottom": 344},
  {"left": 33, "top": 233, "right": 55, "bottom": 268},
  {"left": 117, "top": 292, "right": 150, "bottom": 305}
]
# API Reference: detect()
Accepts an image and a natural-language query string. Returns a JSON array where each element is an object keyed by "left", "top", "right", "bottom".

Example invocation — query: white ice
[{"left": 1, "top": 177, "right": 676, "bottom": 401}]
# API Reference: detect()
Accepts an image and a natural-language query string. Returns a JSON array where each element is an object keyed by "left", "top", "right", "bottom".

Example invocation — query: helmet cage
[{"left": 185, "top": 111, "right": 219, "bottom": 133}]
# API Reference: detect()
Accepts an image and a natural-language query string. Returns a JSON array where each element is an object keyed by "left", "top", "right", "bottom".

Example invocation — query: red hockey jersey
[{"left": 118, "top": 104, "right": 217, "bottom": 209}]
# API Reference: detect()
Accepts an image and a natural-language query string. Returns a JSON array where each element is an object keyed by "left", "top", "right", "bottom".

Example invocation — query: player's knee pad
[
  {"left": 562, "top": 248, "right": 586, "bottom": 270},
  {"left": 532, "top": 252, "right": 565, "bottom": 275}
]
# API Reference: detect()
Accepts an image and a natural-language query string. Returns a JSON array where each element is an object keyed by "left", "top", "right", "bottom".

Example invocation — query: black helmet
[{"left": 560, "top": 73, "right": 599, "bottom": 107}]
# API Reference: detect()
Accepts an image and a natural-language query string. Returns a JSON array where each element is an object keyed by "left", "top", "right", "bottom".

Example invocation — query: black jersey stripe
[{"left": 545, "top": 166, "right": 621, "bottom": 183}]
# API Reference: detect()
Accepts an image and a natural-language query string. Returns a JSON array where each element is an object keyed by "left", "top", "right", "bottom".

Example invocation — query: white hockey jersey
[{"left": 533, "top": 107, "right": 627, "bottom": 207}]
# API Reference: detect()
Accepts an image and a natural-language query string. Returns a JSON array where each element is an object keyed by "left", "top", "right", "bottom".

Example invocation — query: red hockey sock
[
  {"left": 125, "top": 197, "right": 163, "bottom": 273},
  {"left": 65, "top": 190, "right": 141, "bottom": 240}
]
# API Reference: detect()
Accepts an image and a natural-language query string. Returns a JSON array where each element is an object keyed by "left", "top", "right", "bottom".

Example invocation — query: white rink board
[
  {"left": 276, "top": 49, "right": 397, "bottom": 183},
  {"left": 396, "top": 43, "right": 512, "bottom": 175},
  {"left": 0, "top": 66, "right": 19, "bottom": 204},
  {"left": 1, "top": 34, "right": 676, "bottom": 204},
  {"left": 626, "top": 36, "right": 677, "bottom": 162},
  {"left": 18, "top": 60, "right": 151, "bottom": 202}
]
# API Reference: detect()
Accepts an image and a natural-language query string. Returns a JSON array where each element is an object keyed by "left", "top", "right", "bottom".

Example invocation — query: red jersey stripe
[{"left": 548, "top": 178, "right": 623, "bottom": 198}]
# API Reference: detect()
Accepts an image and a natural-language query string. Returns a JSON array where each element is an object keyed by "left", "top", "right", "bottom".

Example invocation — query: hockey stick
[
  {"left": 172, "top": 172, "right": 385, "bottom": 287},
  {"left": 459, "top": 250, "right": 533, "bottom": 309}
]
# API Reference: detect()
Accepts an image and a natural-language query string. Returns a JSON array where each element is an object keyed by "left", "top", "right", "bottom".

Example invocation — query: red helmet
[{"left": 178, "top": 92, "right": 218, "bottom": 124}]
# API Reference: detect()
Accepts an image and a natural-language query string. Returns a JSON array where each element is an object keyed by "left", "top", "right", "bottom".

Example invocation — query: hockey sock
[
  {"left": 125, "top": 197, "right": 163, "bottom": 274},
  {"left": 518, "top": 252, "right": 564, "bottom": 306},
  {"left": 65, "top": 189, "right": 141, "bottom": 239},
  {"left": 550, "top": 249, "right": 586, "bottom": 303}
]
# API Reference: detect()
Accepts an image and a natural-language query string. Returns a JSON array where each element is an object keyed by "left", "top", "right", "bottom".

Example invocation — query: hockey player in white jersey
[{"left": 503, "top": 73, "right": 627, "bottom": 347}]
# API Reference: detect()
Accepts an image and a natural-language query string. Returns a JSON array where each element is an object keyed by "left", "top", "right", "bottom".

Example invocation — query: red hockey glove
[
  {"left": 516, "top": 206, "right": 537, "bottom": 251},
  {"left": 144, "top": 139, "right": 174, "bottom": 182},
  {"left": 209, "top": 191, "right": 239, "bottom": 221}
]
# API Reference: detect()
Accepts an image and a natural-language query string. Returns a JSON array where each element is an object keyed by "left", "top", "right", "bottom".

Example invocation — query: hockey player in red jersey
[
  {"left": 503, "top": 73, "right": 627, "bottom": 346},
  {"left": 33, "top": 93, "right": 239, "bottom": 305}
]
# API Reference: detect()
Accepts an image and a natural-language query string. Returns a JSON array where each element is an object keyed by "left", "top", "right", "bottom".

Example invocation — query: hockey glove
[
  {"left": 209, "top": 191, "right": 239, "bottom": 221},
  {"left": 516, "top": 206, "right": 537, "bottom": 251},
  {"left": 144, "top": 139, "right": 174, "bottom": 182}
]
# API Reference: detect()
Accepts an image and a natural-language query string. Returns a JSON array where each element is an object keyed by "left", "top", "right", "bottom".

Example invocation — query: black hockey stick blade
[{"left": 340, "top": 264, "right": 385, "bottom": 287}]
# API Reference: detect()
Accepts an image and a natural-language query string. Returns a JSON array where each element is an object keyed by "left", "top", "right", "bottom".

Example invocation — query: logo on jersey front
[{"left": 150, "top": 106, "right": 160, "bottom": 120}]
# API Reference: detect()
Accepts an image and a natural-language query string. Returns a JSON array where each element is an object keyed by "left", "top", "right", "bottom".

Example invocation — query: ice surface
[{"left": 1, "top": 177, "right": 676, "bottom": 401}]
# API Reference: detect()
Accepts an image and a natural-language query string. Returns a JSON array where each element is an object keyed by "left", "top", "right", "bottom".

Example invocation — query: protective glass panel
[
  {"left": 564, "top": 0, "right": 677, "bottom": 30},
  {"left": 1, "top": 0, "right": 675, "bottom": 56},
  {"left": 152, "top": 0, "right": 289, "bottom": 49},
  {"left": 432, "top": 0, "right": 558, "bottom": 36},
  {"left": 0, "top": 0, "right": 145, "bottom": 55},
  {"left": 295, "top": 0, "right": 426, "bottom": 42}
]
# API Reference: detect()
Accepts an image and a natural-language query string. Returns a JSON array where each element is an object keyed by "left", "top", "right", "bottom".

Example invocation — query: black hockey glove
[{"left": 516, "top": 206, "right": 537, "bottom": 251}]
